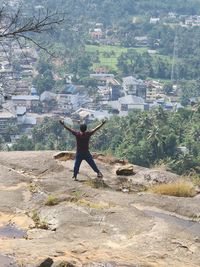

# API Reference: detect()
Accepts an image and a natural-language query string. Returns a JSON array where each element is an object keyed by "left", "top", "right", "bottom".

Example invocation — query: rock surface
[{"left": 0, "top": 151, "right": 199, "bottom": 267}]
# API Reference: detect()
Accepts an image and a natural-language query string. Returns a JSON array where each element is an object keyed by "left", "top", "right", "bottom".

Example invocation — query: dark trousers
[{"left": 74, "top": 151, "right": 100, "bottom": 177}]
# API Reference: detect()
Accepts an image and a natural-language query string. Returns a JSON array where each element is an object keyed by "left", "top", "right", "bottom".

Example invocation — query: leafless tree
[
  {"left": 0, "top": 3, "right": 64, "bottom": 52},
  {"left": 0, "top": 2, "right": 65, "bottom": 97}
]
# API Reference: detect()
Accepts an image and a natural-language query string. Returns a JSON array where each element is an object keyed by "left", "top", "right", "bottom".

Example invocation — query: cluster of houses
[
  {"left": 149, "top": 13, "right": 200, "bottom": 28},
  {"left": 89, "top": 13, "right": 200, "bottom": 49},
  {"left": 184, "top": 15, "right": 200, "bottom": 27},
  {"left": 89, "top": 14, "right": 200, "bottom": 36},
  {"left": 0, "top": 36, "right": 38, "bottom": 142},
  {"left": 0, "top": 41, "right": 37, "bottom": 95},
  {"left": 1, "top": 69, "right": 183, "bottom": 143},
  {"left": 0, "top": 13, "right": 190, "bottom": 145},
  {"left": 89, "top": 23, "right": 104, "bottom": 40}
]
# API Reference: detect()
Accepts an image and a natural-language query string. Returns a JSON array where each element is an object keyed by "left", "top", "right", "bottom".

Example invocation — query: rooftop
[
  {"left": 24, "top": 116, "right": 37, "bottom": 125},
  {"left": 119, "top": 95, "right": 145, "bottom": 105},
  {"left": 123, "top": 76, "right": 144, "bottom": 85},
  {"left": 90, "top": 73, "right": 115, "bottom": 78},
  {"left": 12, "top": 95, "right": 40, "bottom": 101},
  {"left": 16, "top": 106, "right": 26, "bottom": 115},
  {"left": 0, "top": 111, "right": 15, "bottom": 118}
]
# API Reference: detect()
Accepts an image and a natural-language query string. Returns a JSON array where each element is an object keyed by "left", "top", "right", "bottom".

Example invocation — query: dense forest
[{"left": 11, "top": 105, "right": 200, "bottom": 178}]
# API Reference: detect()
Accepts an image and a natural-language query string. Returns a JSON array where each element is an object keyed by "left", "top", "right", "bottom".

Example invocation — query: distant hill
[{"left": 28, "top": 0, "right": 200, "bottom": 26}]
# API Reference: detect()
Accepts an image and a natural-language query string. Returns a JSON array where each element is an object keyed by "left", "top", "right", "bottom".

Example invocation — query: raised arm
[
  {"left": 90, "top": 119, "right": 106, "bottom": 134},
  {"left": 59, "top": 120, "right": 76, "bottom": 134}
]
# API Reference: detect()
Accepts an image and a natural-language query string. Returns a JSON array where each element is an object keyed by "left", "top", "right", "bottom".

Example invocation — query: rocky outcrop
[
  {"left": 128, "top": 168, "right": 181, "bottom": 189},
  {"left": 0, "top": 151, "right": 199, "bottom": 267},
  {"left": 54, "top": 151, "right": 128, "bottom": 165},
  {"left": 36, "top": 258, "right": 54, "bottom": 267},
  {"left": 116, "top": 164, "right": 136, "bottom": 175}
]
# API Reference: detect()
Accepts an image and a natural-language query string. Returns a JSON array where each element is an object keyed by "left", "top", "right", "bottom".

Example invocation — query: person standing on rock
[{"left": 59, "top": 119, "right": 106, "bottom": 181}]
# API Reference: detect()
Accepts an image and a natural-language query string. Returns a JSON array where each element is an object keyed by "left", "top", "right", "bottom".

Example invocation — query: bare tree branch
[
  {"left": 0, "top": 5, "right": 65, "bottom": 53},
  {"left": 0, "top": 3, "right": 65, "bottom": 100},
  {"left": 15, "top": 37, "right": 30, "bottom": 64},
  {"left": 17, "top": 34, "right": 55, "bottom": 57},
  {"left": 1, "top": 11, "right": 64, "bottom": 37}
]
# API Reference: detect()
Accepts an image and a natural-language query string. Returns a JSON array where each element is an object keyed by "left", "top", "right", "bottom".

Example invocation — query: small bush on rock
[
  {"left": 45, "top": 195, "right": 59, "bottom": 206},
  {"left": 149, "top": 181, "right": 196, "bottom": 197}
]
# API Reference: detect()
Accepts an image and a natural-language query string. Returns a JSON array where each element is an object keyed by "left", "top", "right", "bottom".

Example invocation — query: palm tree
[
  {"left": 138, "top": 113, "right": 153, "bottom": 130},
  {"left": 152, "top": 106, "right": 168, "bottom": 125},
  {"left": 192, "top": 102, "right": 200, "bottom": 122},
  {"left": 147, "top": 124, "right": 166, "bottom": 159},
  {"left": 174, "top": 153, "right": 196, "bottom": 175},
  {"left": 190, "top": 124, "right": 200, "bottom": 142}
]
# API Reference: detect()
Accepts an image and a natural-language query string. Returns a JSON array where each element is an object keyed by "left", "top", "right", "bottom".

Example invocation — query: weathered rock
[
  {"left": 54, "top": 151, "right": 128, "bottom": 165},
  {"left": 0, "top": 254, "right": 16, "bottom": 266},
  {"left": 142, "top": 169, "right": 180, "bottom": 184},
  {"left": 127, "top": 168, "right": 181, "bottom": 189},
  {"left": 36, "top": 257, "right": 54, "bottom": 267},
  {"left": 116, "top": 164, "right": 136, "bottom": 175},
  {"left": 54, "top": 151, "right": 75, "bottom": 161},
  {"left": 0, "top": 151, "right": 200, "bottom": 267},
  {"left": 115, "top": 167, "right": 182, "bottom": 192},
  {"left": 83, "top": 263, "right": 116, "bottom": 267},
  {"left": 52, "top": 261, "right": 76, "bottom": 267},
  {"left": 195, "top": 186, "right": 200, "bottom": 194},
  {"left": 95, "top": 154, "right": 128, "bottom": 165}
]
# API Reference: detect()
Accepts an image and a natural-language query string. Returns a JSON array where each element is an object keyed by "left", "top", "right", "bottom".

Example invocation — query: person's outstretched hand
[{"left": 102, "top": 119, "right": 107, "bottom": 125}]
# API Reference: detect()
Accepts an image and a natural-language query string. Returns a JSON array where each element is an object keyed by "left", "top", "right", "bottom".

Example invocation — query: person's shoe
[
  {"left": 97, "top": 172, "right": 103, "bottom": 179},
  {"left": 72, "top": 176, "right": 78, "bottom": 181}
]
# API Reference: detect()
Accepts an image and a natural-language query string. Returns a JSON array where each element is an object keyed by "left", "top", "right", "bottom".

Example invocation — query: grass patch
[
  {"left": 85, "top": 44, "right": 147, "bottom": 71},
  {"left": 44, "top": 195, "right": 59, "bottom": 206},
  {"left": 85, "top": 44, "right": 128, "bottom": 54},
  {"left": 28, "top": 182, "right": 39, "bottom": 193},
  {"left": 31, "top": 210, "right": 48, "bottom": 229},
  {"left": 70, "top": 190, "right": 88, "bottom": 202},
  {"left": 69, "top": 190, "right": 113, "bottom": 209},
  {"left": 149, "top": 181, "right": 196, "bottom": 197},
  {"left": 185, "top": 171, "right": 200, "bottom": 186},
  {"left": 93, "top": 59, "right": 118, "bottom": 71},
  {"left": 85, "top": 178, "right": 109, "bottom": 189}
]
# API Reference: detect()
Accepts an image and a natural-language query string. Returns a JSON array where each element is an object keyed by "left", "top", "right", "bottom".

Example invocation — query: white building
[
  {"left": 185, "top": 16, "right": 200, "bottom": 26},
  {"left": 122, "top": 76, "right": 146, "bottom": 98},
  {"left": 57, "top": 93, "right": 93, "bottom": 112},
  {"left": 12, "top": 95, "right": 40, "bottom": 110},
  {"left": 150, "top": 17, "right": 160, "bottom": 24},
  {"left": 57, "top": 94, "right": 73, "bottom": 111},
  {"left": 16, "top": 106, "right": 26, "bottom": 124},
  {"left": 108, "top": 95, "right": 148, "bottom": 116},
  {"left": 15, "top": 106, "right": 36, "bottom": 129},
  {"left": 72, "top": 108, "right": 111, "bottom": 122},
  {"left": 0, "top": 110, "right": 17, "bottom": 135},
  {"left": 40, "top": 91, "right": 57, "bottom": 102},
  {"left": 90, "top": 73, "right": 114, "bottom": 80}
]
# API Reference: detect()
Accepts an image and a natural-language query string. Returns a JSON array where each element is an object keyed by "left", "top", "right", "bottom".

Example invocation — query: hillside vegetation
[{"left": 11, "top": 106, "right": 200, "bottom": 177}]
